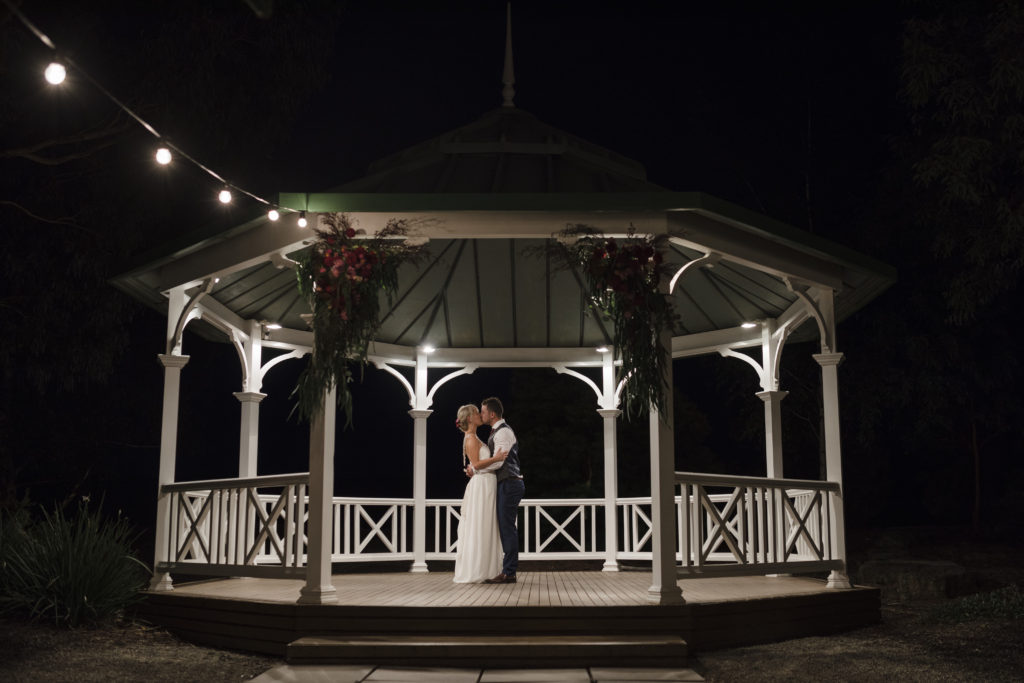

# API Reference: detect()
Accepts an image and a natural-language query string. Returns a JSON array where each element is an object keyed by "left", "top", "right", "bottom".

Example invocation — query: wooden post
[
  {"left": 233, "top": 392, "right": 266, "bottom": 478},
  {"left": 648, "top": 323, "right": 684, "bottom": 604},
  {"left": 150, "top": 353, "right": 189, "bottom": 591},
  {"left": 298, "top": 386, "right": 338, "bottom": 604},
  {"left": 814, "top": 351, "right": 852, "bottom": 589},
  {"left": 599, "top": 408, "right": 621, "bottom": 571},
  {"left": 409, "top": 409, "right": 432, "bottom": 573},
  {"left": 756, "top": 390, "right": 788, "bottom": 478}
]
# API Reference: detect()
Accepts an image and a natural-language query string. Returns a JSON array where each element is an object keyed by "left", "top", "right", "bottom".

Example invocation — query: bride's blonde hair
[{"left": 455, "top": 404, "right": 478, "bottom": 432}]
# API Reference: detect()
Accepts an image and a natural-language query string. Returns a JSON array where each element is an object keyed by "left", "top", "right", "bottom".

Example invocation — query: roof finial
[{"left": 501, "top": 3, "right": 515, "bottom": 108}]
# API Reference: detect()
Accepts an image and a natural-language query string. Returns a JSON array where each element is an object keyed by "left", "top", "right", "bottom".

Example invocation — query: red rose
[{"left": 345, "top": 228, "right": 356, "bottom": 238}]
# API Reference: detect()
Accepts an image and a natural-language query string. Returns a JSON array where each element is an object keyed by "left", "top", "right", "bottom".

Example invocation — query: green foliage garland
[
  {"left": 293, "top": 213, "right": 424, "bottom": 426},
  {"left": 548, "top": 225, "right": 679, "bottom": 420}
]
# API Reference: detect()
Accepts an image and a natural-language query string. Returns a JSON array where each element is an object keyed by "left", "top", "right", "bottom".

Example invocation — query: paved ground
[{"left": 252, "top": 664, "right": 704, "bottom": 682}]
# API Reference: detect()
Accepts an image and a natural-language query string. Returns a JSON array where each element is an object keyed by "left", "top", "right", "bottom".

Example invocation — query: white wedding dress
[{"left": 453, "top": 443, "right": 502, "bottom": 583}]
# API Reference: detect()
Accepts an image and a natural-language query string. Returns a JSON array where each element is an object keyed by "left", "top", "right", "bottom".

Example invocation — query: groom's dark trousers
[{"left": 496, "top": 478, "right": 525, "bottom": 576}]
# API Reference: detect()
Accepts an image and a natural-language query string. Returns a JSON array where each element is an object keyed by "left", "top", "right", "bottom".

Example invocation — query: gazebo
[{"left": 112, "top": 43, "right": 894, "bottom": 662}]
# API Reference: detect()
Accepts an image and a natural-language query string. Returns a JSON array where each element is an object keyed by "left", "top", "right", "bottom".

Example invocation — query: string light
[
  {"left": 5, "top": 1, "right": 305, "bottom": 217},
  {"left": 267, "top": 208, "right": 280, "bottom": 221},
  {"left": 297, "top": 211, "right": 308, "bottom": 228},
  {"left": 44, "top": 61, "right": 66, "bottom": 84}
]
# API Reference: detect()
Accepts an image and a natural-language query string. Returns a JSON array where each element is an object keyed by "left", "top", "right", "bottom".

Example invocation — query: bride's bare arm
[
  {"left": 475, "top": 448, "right": 508, "bottom": 469},
  {"left": 466, "top": 439, "right": 507, "bottom": 470}
]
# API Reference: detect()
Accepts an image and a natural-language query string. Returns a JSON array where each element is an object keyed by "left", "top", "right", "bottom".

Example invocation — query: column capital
[
  {"left": 812, "top": 352, "right": 845, "bottom": 368},
  {"left": 157, "top": 353, "right": 190, "bottom": 369},
  {"left": 233, "top": 391, "right": 267, "bottom": 404},
  {"left": 408, "top": 409, "right": 434, "bottom": 420},
  {"left": 597, "top": 408, "right": 622, "bottom": 419},
  {"left": 755, "top": 390, "right": 789, "bottom": 402}
]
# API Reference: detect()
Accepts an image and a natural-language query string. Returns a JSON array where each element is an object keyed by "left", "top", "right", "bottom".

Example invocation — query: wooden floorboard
[
  {"left": 163, "top": 571, "right": 853, "bottom": 608},
  {"left": 139, "top": 570, "right": 880, "bottom": 656}
]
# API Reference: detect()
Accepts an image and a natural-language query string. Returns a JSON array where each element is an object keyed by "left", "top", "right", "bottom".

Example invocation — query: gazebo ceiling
[
  {"left": 209, "top": 237, "right": 797, "bottom": 349},
  {"left": 112, "top": 107, "right": 895, "bottom": 352}
]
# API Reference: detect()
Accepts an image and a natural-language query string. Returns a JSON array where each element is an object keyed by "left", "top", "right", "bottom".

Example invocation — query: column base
[
  {"left": 646, "top": 585, "right": 685, "bottom": 605},
  {"left": 297, "top": 584, "right": 338, "bottom": 604},
  {"left": 149, "top": 572, "right": 174, "bottom": 592},
  {"left": 409, "top": 561, "right": 429, "bottom": 574},
  {"left": 827, "top": 570, "right": 853, "bottom": 589},
  {"left": 602, "top": 559, "right": 620, "bottom": 572}
]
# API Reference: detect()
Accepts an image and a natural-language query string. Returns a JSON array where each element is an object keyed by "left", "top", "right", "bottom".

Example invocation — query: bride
[{"left": 453, "top": 403, "right": 507, "bottom": 583}]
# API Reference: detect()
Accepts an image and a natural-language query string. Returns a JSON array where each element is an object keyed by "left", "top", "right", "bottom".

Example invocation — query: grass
[
  {"left": 0, "top": 500, "right": 150, "bottom": 627},
  {"left": 930, "top": 583, "right": 1024, "bottom": 622}
]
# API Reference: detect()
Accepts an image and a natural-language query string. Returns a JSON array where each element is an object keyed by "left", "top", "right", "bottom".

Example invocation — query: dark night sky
[{"left": 12, "top": 1, "right": 987, "bottom": 538}]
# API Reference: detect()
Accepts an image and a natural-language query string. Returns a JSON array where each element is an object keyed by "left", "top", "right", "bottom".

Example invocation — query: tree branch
[{"left": 0, "top": 200, "right": 101, "bottom": 238}]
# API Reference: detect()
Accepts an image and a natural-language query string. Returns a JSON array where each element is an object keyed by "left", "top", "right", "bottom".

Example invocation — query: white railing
[
  {"left": 675, "top": 471, "right": 844, "bottom": 577},
  {"left": 157, "top": 471, "right": 843, "bottom": 580},
  {"left": 159, "top": 473, "right": 309, "bottom": 578}
]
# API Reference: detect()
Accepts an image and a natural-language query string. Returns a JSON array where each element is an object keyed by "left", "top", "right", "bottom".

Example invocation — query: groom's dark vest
[{"left": 488, "top": 422, "right": 521, "bottom": 483}]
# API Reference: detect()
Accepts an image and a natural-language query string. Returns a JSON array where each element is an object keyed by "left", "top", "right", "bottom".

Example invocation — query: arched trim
[
  {"left": 258, "top": 349, "right": 308, "bottom": 392},
  {"left": 719, "top": 348, "right": 765, "bottom": 387},
  {"left": 426, "top": 365, "right": 479, "bottom": 408},
  {"left": 373, "top": 361, "right": 416, "bottom": 408},
  {"left": 167, "top": 278, "right": 215, "bottom": 355},
  {"left": 553, "top": 365, "right": 603, "bottom": 405},
  {"left": 669, "top": 252, "right": 721, "bottom": 294}
]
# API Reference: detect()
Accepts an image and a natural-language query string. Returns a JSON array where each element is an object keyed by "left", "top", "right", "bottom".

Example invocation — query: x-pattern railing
[
  {"left": 156, "top": 472, "right": 842, "bottom": 580},
  {"left": 676, "top": 472, "right": 842, "bottom": 577},
  {"left": 159, "top": 473, "right": 309, "bottom": 579}
]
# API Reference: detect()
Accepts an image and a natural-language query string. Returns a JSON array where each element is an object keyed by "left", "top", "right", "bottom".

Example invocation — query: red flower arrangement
[
  {"left": 294, "top": 213, "right": 425, "bottom": 425},
  {"left": 549, "top": 225, "right": 679, "bottom": 419}
]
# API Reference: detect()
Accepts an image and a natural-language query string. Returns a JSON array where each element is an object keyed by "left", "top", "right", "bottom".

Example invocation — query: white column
[
  {"left": 598, "top": 408, "right": 621, "bottom": 571},
  {"left": 298, "top": 386, "right": 338, "bottom": 604},
  {"left": 233, "top": 392, "right": 266, "bottom": 478},
  {"left": 755, "top": 390, "right": 788, "bottom": 478},
  {"left": 647, "top": 325, "right": 684, "bottom": 605},
  {"left": 150, "top": 353, "right": 190, "bottom": 591},
  {"left": 409, "top": 408, "right": 432, "bottom": 573},
  {"left": 814, "top": 352, "right": 852, "bottom": 589}
]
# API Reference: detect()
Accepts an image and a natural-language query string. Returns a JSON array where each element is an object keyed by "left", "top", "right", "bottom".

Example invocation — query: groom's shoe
[{"left": 485, "top": 573, "right": 516, "bottom": 584}]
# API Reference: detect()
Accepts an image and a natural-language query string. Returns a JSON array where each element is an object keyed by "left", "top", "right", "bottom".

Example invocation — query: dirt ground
[{"left": 2, "top": 529, "right": 1022, "bottom": 682}]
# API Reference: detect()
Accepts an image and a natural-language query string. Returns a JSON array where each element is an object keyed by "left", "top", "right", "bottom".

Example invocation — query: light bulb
[
  {"left": 44, "top": 62, "right": 66, "bottom": 85},
  {"left": 268, "top": 209, "right": 280, "bottom": 221},
  {"left": 741, "top": 322, "right": 758, "bottom": 329},
  {"left": 420, "top": 344, "right": 436, "bottom": 354},
  {"left": 297, "top": 211, "right": 308, "bottom": 228},
  {"left": 265, "top": 323, "right": 282, "bottom": 330},
  {"left": 155, "top": 147, "right": 172, "bottom": 165},
  {"left": 218, "top": 188, "right": 232, "bottom": 204},
  {"left": 596, "top": 346, "right": 610, "bottom": 353}
]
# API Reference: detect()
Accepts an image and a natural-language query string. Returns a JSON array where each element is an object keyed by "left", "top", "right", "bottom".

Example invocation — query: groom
[{"left": 480, "top": 396, "right": 524, "bottom": 584}]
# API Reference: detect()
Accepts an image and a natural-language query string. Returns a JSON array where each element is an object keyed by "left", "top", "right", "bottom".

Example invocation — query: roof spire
[{"left": 501, "top": 3, "right": 515, "bottom": 108}]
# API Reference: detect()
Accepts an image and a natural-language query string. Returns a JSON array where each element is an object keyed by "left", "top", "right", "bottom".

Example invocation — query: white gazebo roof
[{"left": 113, "top": 107, "right": 894, "bottom": 361}]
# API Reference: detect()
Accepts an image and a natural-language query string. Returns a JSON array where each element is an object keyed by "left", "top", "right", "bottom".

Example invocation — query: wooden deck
[{"left": 136, "top": 570, "right": 880, "bottom": 663}]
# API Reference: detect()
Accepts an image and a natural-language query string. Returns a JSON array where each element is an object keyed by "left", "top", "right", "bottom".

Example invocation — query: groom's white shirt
[{"left": 490, "top": 418, "right": 517, "bottom": 457}]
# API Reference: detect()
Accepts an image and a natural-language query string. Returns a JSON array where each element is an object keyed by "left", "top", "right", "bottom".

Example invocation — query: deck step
[{"left": 286, "top": 633, "right": 688, "bottom": 668}]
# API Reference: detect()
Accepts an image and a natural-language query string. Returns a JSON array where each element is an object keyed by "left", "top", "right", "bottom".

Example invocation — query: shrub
[
  {"left": 0, "top": 501, "right": 150, "bottom": 626},
  {"left": 931, "top": 584, "right": 1024, "bottom": 623}
]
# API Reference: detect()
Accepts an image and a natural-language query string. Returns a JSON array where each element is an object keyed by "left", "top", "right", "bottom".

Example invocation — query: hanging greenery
[
  {"left": 293, "top": 213, "right": 425, "bottom": 426},
  {"left": 547, "top": 225, "right": 680, "bottom": 420}
]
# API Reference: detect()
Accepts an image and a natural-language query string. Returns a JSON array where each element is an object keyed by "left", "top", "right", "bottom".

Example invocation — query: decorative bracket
[
  {"left": 669, "top": 252, "right": 721, "bottom": 294},
  {"left": 784, "top": 279, "right": 835, "bottom": 353},
  {"left": 553, "top": 366, "right": 603, "bottom": 406},
  {"left": 167, "top": 278, "right": 215, "bottom": 355}
]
